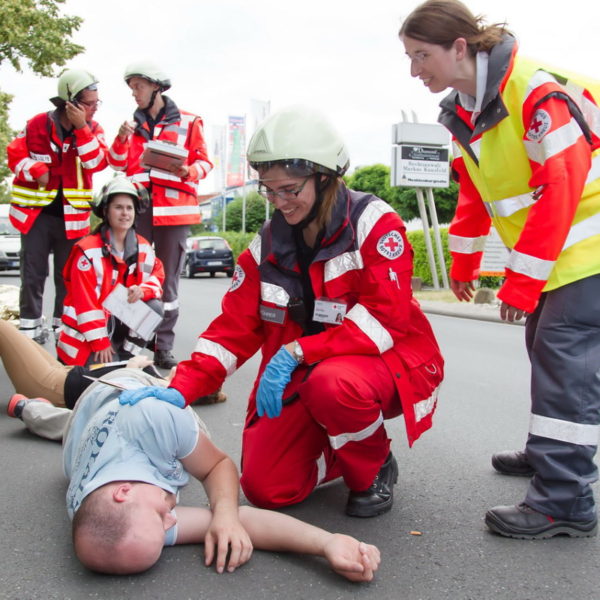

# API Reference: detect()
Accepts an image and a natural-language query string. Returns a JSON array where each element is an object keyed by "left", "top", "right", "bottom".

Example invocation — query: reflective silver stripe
[
  {"left": 248, "top": 235, "right": 261, "bottom": 264},
  {"left": 193, "top": 337, "right": 237, "bottom": 375},
  {"left": 19, "top": 317, "right": 43, "bottom": 328},
  {"left": 65, "top": 220, "right": 90, "bottom": 232},
  {"left": 530, "top": 413, "right": 600, "bottom": 446},
  {"left": 562, "top": 211, "right": 600, "bottom": 251},
  {"left": 16, "top": 157, "right": 37, "bottom": 181},
  {"left": 131, "top": 172, "right": 150, "bottom": 183},
  {"left": 77, "top": 309, "right": 104, "bottom": 325},
  {"left": 484, "top": 192, "right": 538, "bottom": 218},
  {"left": 123, "top": 339, "right": 144, "bottom": 354},
  {"left": 193, "top": 160, "right": 213, "bottom": 178},
  {"left": 506, "top": 249, "right": 555, "bottom": 280},
  {"left": 260, "top": 281, "right": 289, "bottom": 307},
  {"left": 345, "top": 303, "right": 393, "bottom": 353},
  {"left": 524, "top": 69, "right": 557, "bottom": 102},
  {"left": 57, "top": 339, "right": 79, "bottom": 358},
  {"left": 153, "top": 205, "right": 199, "bottom": 217},
  {"left": 83, "top": 247, "right": 103, "bottom": 261},
  {"left": 328, "top": 411, "right": 384, "bottom": 450},
  {"left": 9, "top": 205, "right": 28, "bottom": 223},
  {"left": 356, "top": 200, "right": 395, "bottom": 247},
  {"left": 77, "top": 138, "right": 99, "bottom": 155},
  {"left": 84, "top": 326, "right": 109, "bottom": 341},
  {"left": 525, "top": 118, "right": 583, "bottom": 165},
  {"left": 109, "top": 147, "right": 128, "bottom": 162},
  {"left": 566, "top": 80, "right": 600, "bottom": 138},
  {"left": 324, "top": 250, "right": 363, "bottom": 283},
  {"left": 62, "top": 304, "right": 77, "bottom": 319},
  {"left": 62, "top": 324, "right": 86, "bottom": 341},
  {"left": 315, "top": 453, "right": 327, "bottom": 485},
  {"left": 80, "top": 154, "right": 104, "bottom": 170},
  {"left": 586, "top": 154, "right": 600, "bottom": 185},
  {"left": 452, "top": 141, "right": 462, "bottom": 159},
  {"left": 448, "top": 233, "right": 487, "bottom": 254},
  {"left": 163, "top": 299, "right": 179, "bottom": 311},
  {"left": 150, "top": 168, "right": 182, "bottom": 183},
  {"left": 470, "top": 138, "right": 482, "bottom": 161},
  {"left": 414, "top": 385, "right": 439, "bottom": 422}
]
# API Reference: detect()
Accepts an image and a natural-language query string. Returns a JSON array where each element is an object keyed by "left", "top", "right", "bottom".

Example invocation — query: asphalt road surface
[{"left": 1, "top": 271, "right": 599, "bottom": 600}]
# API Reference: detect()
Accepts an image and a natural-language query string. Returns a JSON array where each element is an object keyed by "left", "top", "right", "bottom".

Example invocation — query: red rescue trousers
[{"left": 240, "top": 354, "right": 401, "bottom": 509}]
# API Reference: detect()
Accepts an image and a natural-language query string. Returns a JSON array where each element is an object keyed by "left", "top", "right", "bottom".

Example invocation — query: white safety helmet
[
  {"left": 50, "top": 69, "right": 98, "bottom": 106},
  {"left": 93, "top": 177, "right": 147, "bottom": 218},
  {"left": 247, "top": 105, "right": 350, "bottom": 177},
  {"left": 124, "top": 61, "right": 171, "bottom": 91}
]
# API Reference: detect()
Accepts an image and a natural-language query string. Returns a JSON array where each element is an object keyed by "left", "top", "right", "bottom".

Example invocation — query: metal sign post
[{"left": 391, "top": 116, "right": 450, "bottom": 290}]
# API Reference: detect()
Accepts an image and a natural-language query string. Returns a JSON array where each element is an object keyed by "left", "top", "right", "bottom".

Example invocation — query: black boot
[
  {"left": 345, "top": 452, "right": 398, "bottom": 518},
  {"left": 491, "top": 450, "right": 534, "bottom": 476}
]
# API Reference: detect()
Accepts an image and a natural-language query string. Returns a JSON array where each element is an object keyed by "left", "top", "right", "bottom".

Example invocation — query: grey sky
[{"left": 2, "top": 0, "right": 598, "bottom": 193}]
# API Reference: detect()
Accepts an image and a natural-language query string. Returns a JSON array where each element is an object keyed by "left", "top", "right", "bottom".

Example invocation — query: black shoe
[
  {"left": 485, "top": 503, "right": 598, "bottom": 539},
  {"left": 491, "top": 450, "right": 534, "bottom": 477},
  {"left": 345, "top": 452, "right": 398, "bottom": 518},
  {"left": 154, "top": 349, "right": 178, "bottom": 369}
]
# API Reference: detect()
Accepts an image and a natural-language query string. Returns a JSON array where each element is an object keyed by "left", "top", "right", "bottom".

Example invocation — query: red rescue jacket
[
  {"left": 6, "top": 111, "right": 108, "bottom": 238},
  {"left": 173, "top": 185, "right": 444, "bottom": 446},
  {"left": 57, "top": 229, "right": 164, "bottom": 366}
]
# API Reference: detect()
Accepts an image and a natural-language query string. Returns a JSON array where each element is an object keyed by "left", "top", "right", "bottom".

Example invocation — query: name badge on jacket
[
  {"left": 313, "top": 298, "right": 347, "bottom": 325},
  {"left": 260, "top": 303, "right": 286, "bottom": 325}
]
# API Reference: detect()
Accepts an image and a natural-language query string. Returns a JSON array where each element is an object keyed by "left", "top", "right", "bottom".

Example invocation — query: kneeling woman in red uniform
[
  {"left": 57, "top": 178, "right": 164, "bottom": 366},
  {"left": 120, "top": 106, "right": 444, "bottom": 518}
]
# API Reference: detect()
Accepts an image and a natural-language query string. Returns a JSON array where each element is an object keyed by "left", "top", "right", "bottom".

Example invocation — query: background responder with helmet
[
  {"left": 6, "top": 68, "right": 108, "bottom": 344},
  {"left": 118, "top": 106, "right": 444, "bottom": 519},
  {"left": 400, "top": 0, "right": 600, "bottom": 539},
  {"left": 107, "top": 60, "right": 213, "bottom": 369},
  {"left": 57, "top": 176, "right": 164, "bottom": 367}
]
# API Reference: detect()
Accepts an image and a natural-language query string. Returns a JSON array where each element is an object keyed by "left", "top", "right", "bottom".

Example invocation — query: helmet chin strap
[{"left": 143, "top": 88, "right": 160, "bottom": 112}]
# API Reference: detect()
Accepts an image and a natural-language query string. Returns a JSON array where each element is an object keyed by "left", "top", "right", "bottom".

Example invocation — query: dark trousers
[
  {"left": 19, "top": 213, "right": 77, "bottom": 333},
  {"left": 524, "top": 274, "right": 600, "bottom": 521},
  {"left": 135, "top": 209, "right": 188, "bottom": 351}
]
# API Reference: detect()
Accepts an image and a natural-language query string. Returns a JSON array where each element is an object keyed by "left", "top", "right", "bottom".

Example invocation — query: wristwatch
[{"left": 291, "top": 340, "right": 304, "bottom": 364}]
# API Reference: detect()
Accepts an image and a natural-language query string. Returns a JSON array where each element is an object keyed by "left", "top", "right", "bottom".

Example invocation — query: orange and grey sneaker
[{"left": 7, "top": 394, "right": 52, "bottom": 419}]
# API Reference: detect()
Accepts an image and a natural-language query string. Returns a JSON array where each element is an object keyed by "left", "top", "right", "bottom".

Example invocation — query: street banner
[
  {"left": 226, "top": 115, "right": 246, "bottom": 188},
  {"left": 211, "top": 124, "right": 226, "bottom": 191}
]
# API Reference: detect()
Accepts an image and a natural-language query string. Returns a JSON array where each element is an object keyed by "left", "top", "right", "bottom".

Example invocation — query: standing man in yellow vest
[
  {"left": 7, "top": 69, "right": 108, "bottom": 344},
  {"left": 107, "top": 61, "right": 213, "bottom": 369},
  {"left": 400, "top": 0, "right": 600, "bottom": 539}
]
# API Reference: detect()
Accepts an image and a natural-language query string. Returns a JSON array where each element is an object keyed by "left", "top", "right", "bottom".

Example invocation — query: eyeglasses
[
  {"left": 78, "top": 99, "right": 102, "bottom": 109},
  {"left": 258, "top": 176, "right": 312, "bottom": 202},
  {"left": 405, "top": 51, "right": 429, "bottom": 65}
]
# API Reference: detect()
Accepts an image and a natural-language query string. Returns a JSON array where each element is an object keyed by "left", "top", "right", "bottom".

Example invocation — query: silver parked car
[{"left": 0, "top": 204, "right": 20, "bottom": 271}]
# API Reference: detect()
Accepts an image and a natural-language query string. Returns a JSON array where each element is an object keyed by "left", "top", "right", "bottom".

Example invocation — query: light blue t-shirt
[{"left": 63, "top": 369, "right": 199, "bottom": 546}]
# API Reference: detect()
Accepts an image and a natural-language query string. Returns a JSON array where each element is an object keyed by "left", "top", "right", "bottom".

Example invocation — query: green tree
[
  {"left": 0, "top": 0, "right": 84, "bottom": 201},
  {"left": 216, "top": 192, "right": 273, "bottom": 233},
  {"left": 345, "top": 163, "right": 458, "bottom": 224}
]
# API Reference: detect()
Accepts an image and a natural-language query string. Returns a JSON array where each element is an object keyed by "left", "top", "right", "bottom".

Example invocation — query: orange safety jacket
[
  {"left": 440, "top": 36, "right": 600, "bottom": 313},
  {"left": 6, "top": 111, "right": 108, "bottom": 238},
  {"left": 172, "top": 185, "right": 444, "bottom": 446},
  {"left": 57, "top": 230, "right": 165, "bottom": 366},
  {"left": 107, "top": 96, "right": 213, "bottom": 227}
]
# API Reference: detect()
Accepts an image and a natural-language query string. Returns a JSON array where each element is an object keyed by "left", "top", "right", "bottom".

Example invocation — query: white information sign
[
  {"left": 393, "top": 144, "right": 449, "bottom": 188},
  {"left": 480, "top": 227, "right": 509, "bottom": 277}
]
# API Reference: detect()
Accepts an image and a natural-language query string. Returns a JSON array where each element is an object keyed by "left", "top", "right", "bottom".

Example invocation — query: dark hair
[{"left": 399, "top": 0, "right": 511, "bottom": 55}]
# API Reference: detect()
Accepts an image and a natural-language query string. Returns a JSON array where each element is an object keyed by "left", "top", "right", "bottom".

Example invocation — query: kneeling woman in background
[{"left": 57, "top": 177, "right": 164, "bottom": 366}]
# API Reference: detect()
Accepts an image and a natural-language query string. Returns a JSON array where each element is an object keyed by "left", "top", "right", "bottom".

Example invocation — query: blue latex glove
[
  {"left": 119, "top": 386, "right": 185, "bottom": 408},
  {"left": 256, "top": 346, "right": 299, "bottom": 418}
]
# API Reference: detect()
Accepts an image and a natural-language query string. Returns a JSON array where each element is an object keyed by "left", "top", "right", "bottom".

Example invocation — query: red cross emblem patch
[
  {"left": 228, "top": 264, "right": 245, "bottom": 292},
  {"left": 526, "top": 109, "right": 551, "bottom": 142},
  {"left": 377, "top": 231, "right": 404, "bottom": 259},
  {"left": 77, "top": 256, "right": 92, "bottom": 272}
]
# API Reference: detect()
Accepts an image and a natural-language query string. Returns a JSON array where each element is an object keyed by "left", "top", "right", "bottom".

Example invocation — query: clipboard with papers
[
  {"left": 101, "top": 284, "right": 162, "bottom": 341},
  {"left": 140, "top": 139, "right": 188, "bottom": 172}
]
